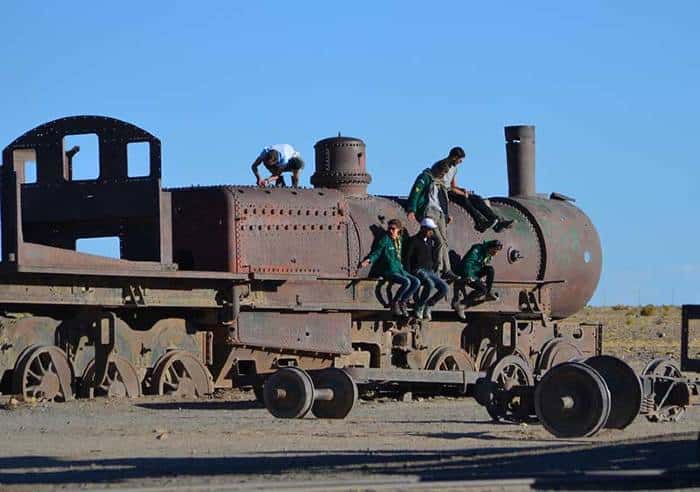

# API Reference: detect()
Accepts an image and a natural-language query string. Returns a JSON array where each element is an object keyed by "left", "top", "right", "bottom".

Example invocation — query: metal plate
[{"left": 534, "top": 361, "right": 611, "bottom": 438}]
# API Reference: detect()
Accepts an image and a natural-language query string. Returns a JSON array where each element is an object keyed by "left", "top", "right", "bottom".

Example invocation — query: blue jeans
[
  {"left": 387, "top": 272, "right": 421, "bottom": 303},
  {"left": 415, "top": 268, "right": 449, "bottom": 306}
]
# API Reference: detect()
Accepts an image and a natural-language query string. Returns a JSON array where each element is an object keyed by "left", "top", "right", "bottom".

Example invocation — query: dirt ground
[{"left": 0, "top": 306, "right": 698, "bottom": 491}]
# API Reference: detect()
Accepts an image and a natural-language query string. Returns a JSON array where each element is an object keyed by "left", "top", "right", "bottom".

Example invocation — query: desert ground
[{"left": 0, "top": 306, "right": 698, "bottom": 491}]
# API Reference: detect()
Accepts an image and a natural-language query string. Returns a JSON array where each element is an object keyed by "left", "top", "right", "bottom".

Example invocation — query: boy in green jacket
[
  {"left": 359, "top": 219, "right": 421, "bottom": 317},
  {"left": 453, "top": 239, "right": 503, "bottom": 317},
  {"left": 406, "top": 158, "right": 455, "bottom": 280}
]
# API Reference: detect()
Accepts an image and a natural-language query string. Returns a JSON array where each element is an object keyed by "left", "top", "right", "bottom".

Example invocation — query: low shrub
[{"left": 640, "top": 304, "right": 655, "bottom": 316}]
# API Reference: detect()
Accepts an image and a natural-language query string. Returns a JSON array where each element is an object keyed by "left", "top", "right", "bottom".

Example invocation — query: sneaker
[
  {"left": 474, "top": 219, "right": 491, "bottom": 233},
  {"left": 493, "top": 219, "right": 514, "bottom": 233},
  {"left": 391, "top": 302, "right": 403, "bottom": 316},
  {"left": 485, "top": 292, "right": 500, "bottom": 301},
  {"left": 414, "top": 304, "right": 426, "bottom": 320},
  {"left": 424, "top": 306, "right": 432, "bottom": 321},
  {"left": 399, "top": 302, "right": 409, "bottom": 317}
]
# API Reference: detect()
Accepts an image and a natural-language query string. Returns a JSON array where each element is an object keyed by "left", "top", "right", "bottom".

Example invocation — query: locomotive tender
[{"left": 6, "top": 115, "right": 690, "bottom": 437}]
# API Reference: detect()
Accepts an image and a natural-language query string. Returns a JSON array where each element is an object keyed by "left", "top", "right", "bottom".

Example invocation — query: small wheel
[
  {"left": 585, "top": 355, "right": 641, "bottom": 429},
  {"left": 642, "top": 358, "right": 689, "bottom": 422},
  {"left": 642, "top": 357, "right": 682, "bottom": 378},
  {"left": 81, "top": 355, "right": 141, "bottom": 398},
  {"left": 12, "top": 345, "right": 74, "bottom": 402},
  {"left": 536, "top": 338, "right": 583, "bottom": 373},
  {"left": 485, "top": 355, "right": 535, "bottom": 423},
  {"left": 152, "top": 350, "right": 213, "bottom": 397},
  {"left": 311, "top": 369, "right": 358, "bottom": 419},
  {"left": 263, "top": 367, "right": 314, "bottom": 419},
  {"left": 534, "top": 361, "right": 611, "bottom": 438}
]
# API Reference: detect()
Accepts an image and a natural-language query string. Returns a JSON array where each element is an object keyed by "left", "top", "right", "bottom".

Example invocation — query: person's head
[
  {"left": 387, "top": 218, "right": 403, "bottom": 239},
  {"left": 419, "top": 217, "right": 437, "bottom": 238},
  {"left": 485, "top": 239, "right": 503, "bottom": 256},
  {"left": 431, "top": 160, "right": 451, "bottom": 179},
  {"left": 263, "top": 149, "right": 280, "bottom": 167},
  {"left": 448, "top": 146, "right": 466, "bottom": 166}
]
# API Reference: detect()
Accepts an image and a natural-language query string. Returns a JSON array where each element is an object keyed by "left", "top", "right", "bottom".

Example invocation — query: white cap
[{"left": 420, "top": 217, "right": 437, "bottom": 229}]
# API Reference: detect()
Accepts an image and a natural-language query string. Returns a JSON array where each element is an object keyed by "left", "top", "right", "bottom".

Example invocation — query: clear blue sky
[{"left": 1, "top": 1, "right": 698, "bottom": 306}]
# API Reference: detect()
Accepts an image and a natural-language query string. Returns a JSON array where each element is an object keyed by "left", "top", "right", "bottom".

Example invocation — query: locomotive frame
[{"left": 0, "top": 115, "right": 694, "bottom": 437}]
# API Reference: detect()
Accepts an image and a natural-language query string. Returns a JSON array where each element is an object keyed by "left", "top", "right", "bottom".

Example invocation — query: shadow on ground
[{"left": 0, "top": 432, "right": 698, "bottom": 489}]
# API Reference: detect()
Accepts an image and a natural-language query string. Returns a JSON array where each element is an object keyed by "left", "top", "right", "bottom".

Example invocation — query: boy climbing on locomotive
[
  {"left": 359, "top": 219, "right": 420, "bottom": 317},
  {"left": 452, "top": 239, "right": 503, "bottom": 319}
]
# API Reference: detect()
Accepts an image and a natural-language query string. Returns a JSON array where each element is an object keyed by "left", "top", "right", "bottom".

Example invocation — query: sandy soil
[{"left": 0, "top": 307, "right": 698, "bottom": 491}]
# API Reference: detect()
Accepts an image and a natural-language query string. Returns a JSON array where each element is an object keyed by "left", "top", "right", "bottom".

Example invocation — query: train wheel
[
  {"left": 425, "top": 346, "right": 476, "bottom": 372},
  {"left": 534, "top": 361, "right": 611, "bottom": 438},
  {"left": 585, "top": 355, "right": 641, "bottom": 429},
  {"left": 536, "top": 338, "right": 583, "bottom": 373},
  {"left": 81, "top": 355, "right": 141, "bottom": 399},
  {"left": 311, "top": 369, "right": 358, "bottom": 419},
  {"left": 485, "top": 355, "right": 535, "bottom": 423},
  {"left": 642, "top": 357, "right": 689, "bottom": 422},
  {"left": 152, "top": 350, "right": 213, "bottom": 398},
  {"left": 476, "top": 345, "right": 498, "bottom": 371},
  {"left": 12, "top": 345, "right": 74, "bottom": 402},
  {"left": 425, "top": 346, "right": 476, "bottom": 395},
  {"left": 263, "top": 367, "right": 314, "bottom": 419}
]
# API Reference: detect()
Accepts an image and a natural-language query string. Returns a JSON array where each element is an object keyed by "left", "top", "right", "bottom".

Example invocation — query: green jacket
[
  {"left": 458, "top": 240, "right": 499, "bottom": 279},
  {"left": 366, "top": 234, "right": 407, "bottom": 277},
  {"left": 406, "top": 169, "right": 434, "bottom": 219}
]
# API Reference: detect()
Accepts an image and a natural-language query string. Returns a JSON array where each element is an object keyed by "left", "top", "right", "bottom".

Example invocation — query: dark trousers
[
  {"left": 388, "top": 272, "right": 421, "bottom": 303},
  {"left": 465, "top": 265, "right": 495, "bottom": 299},
  {"left": 451, "top": 192, "right": 498, "bottom": 224},
  {"left": 415, "top": 268, "right": 449, "bottom": 306}
]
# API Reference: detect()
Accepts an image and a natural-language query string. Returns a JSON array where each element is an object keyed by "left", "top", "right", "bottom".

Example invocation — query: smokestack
[
  {"left": 505, "top": 125, "right": 535, "bottom": 197},
  {"left": 311, "top": 136, "right": 371, "bottom": 195}
]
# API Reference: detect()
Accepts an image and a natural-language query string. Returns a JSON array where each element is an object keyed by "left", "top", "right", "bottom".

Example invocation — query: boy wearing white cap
[{"left": 404, "top": 217, "right": 449, "bottom": 320}]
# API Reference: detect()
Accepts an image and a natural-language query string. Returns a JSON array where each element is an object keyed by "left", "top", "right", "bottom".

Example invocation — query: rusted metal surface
[
  {"left": 231, "top": 312, "right": 352, "bottom": 355},
  {"left": 311, "top": 137, "right": 371, "bottom": 196},
  {"left": 505, "top": 125, "right": 536, "bottom": 198}
]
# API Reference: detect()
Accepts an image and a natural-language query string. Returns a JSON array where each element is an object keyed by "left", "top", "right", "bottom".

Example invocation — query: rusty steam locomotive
[{"left": 0, "top": 116, "right": 695, "bottom": 438}]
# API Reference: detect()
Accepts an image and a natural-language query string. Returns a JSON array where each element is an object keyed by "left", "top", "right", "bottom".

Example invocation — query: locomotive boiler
[{"left": 0, "top": 115, "right": 692, "bottom": 438}]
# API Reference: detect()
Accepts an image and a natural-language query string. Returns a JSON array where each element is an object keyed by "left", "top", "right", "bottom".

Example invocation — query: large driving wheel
[
  {"left": 81, "top": 354, "right": 141, "bottom": 398},
  {"left": 536, "top": 338, "right": 583, "bottom": 373},
  {"left": 151, "top": 350, "right": 213, "bottom": 397},
  {"left": 12, "top": 345, "right": 74, "bottom": 402},
  {"left": 425, "top": 346, "right": 476, "bottom": 395}
]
